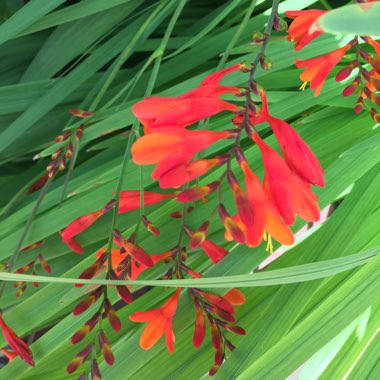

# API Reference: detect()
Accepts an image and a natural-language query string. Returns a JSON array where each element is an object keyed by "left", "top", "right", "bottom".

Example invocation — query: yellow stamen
[
  {"left": 299, "top": 82, "right": 308, "bottom": 91},
  {"left": 265, "top": 234, "right": 274, "bottom": 254}
]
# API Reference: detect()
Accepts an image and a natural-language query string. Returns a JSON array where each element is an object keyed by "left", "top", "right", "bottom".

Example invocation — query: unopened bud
[
  {"left": 260, "top": 55, "right": 273, "bottom": 71},
  {"left": 66, "top": 142, "right": 73, "bottom": 159},
  {"left": 46, "top": 160, "right": 57, "bottom": 172},
  {"left": 274, "top": 15, "right": 288, "bottom": 32},
  {"left": 51, "top": 148, "right": 63, "bottom": 160},
  {"left": 251, "top": 31, "right": 266, "bottom": 44},
  {"left": 58, "top": 157, "right": 66, "bottom": 171}
]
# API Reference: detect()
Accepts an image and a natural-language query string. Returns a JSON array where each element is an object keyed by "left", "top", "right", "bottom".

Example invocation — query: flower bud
[{"left": 251, "top": 31, "right": 266, "bottom": 44}]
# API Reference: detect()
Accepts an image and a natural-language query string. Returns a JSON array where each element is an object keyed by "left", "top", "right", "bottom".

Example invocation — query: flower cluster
[
  {"left": 286, "top": 6, "right": 380, "bottom": 122},
  {"left": 54, "top": 50, "right": 325, "bottom": 375},
  {"left": 13, "top": 241, "right": 51, "bottom": 297}
]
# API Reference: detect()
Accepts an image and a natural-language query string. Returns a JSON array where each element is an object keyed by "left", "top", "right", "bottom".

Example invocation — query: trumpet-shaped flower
[
  {"left": 285, "top": 10, "right": 326, "bottom": 50},
  {"left": 238, "top": 159, "right": 294, "bottom": 246},
  {"left": 254, "top": 133, "right": 320, "bottom": 225},
  {"left": 61, "top": 200, "right": 115, "bottom": 249},
  {"left": 130, "top": 288, "right": 182, "bottom": 352},
  {"left": 255, "top": 92, "right": 324, "bottom": 186},
  {"left": 295, "top": 44, "right": 352, "bottom": 96},
  {"left": 132, "top": 65, "right": 241, "bottom": 133}
]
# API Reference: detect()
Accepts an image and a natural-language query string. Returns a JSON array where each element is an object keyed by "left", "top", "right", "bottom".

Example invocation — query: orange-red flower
[
  {"left": 295, "top": 44, "right": 352, "bottom": 96},
  {"left": 118, "top": 190, "right": 175, "bottom": 214},
  {"left": 132, "top": 65, "right": 241, "bottom": 133},
  {"left": 132, "top": 130, "right": 232, "bottom": 171},
  {"left": 199, "top": 240, "right": 229, "bottom": 264},
  {"left": 254, "top": 92, "right": 324, "bottom": 187},
  {"left": 61, "top": 200, "right": 115, "bottom": 251},
  {"left": 285, "top": 10, "right": 326, "bottom": 51},
  {"left": 0, "top": 313, "right": 34, "bottom": 367},
  {"left": 130, "top": 288, "right": 182, "bottom": 352},
  {"left": 253, "top": 133, "right": 320, "bottom": 225},
  {"left": 158, "top": 157, "right": 227, "bottom": 189},
  {"left": 228, "top": 157, "right": 294, "bottom": 247}
]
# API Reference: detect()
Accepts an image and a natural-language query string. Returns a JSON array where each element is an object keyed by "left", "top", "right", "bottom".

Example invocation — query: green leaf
[
  {"left": 317, "top": 3, "right": 380, "bottom": 36},
  {"left": 0, "top": 246, "right": 378, "bottom": 287},
  {"left": 0, "top": 0, "right": 66, "bottom": 45}
]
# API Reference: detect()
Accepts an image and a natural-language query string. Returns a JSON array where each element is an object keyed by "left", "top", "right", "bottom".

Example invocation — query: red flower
[
  {"left": 285, "top": 10, "right": 326, "bottom": 50},
  {"left": 129, "top": 288, "right": 181, "bottom": 352},
  {"left": 223, "top": 288, "right": 245, "bottom": 305},
  {"left": 0, "top": 313, "right": 34, "bottom": 367},
  {"left": 234, "top": 159, "right": 295, "bottom": 246},
  {"left": 60, "top": 232, "right": 84, "bottom": 254},
  {"left": 61, "top": 200, "right": 115, "bottom": 251},
  {"left": 295, "top": 44, "right": 352, "bottom": 96},
  {"left": 132, "top": 130, "right": 232, "bottom": 170},
  {"left": 118, "top": 190, "right": 175, "bottom": 214},
  {"left": 254, "top": 91, "right": 324, "bottom": 187},
  {"left": 253, "top": 133, "right": 320, "bottom": 225},
  {"left": 132, "top": 65, "right": 241, "bottom": 133},
  {"left": 158, "top": 157, "right": 227, "bottom": 189},
  {"left": 199, "top": 240, "right": 229, "bottom": 264}
]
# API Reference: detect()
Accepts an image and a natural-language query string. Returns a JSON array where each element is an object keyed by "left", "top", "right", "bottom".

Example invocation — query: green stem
[
  {"left": 0, "top": 176, "right": 53, "bottom": 298},
  {"left": 219, "top": 0, "right": 258, "bottom": 69},
  {"left": 318, "top": 0, "right": 332, "bottom": 10},
  {"left": 106, "top": 0, "right": 188, "bottom": 276},
  {"left": 58, "top": 137, "right": 79, "bottom": 207}
]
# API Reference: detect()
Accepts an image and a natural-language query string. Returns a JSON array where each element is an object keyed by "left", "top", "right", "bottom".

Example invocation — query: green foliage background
[{"left": 0, "top": 0, "right": 379, "bottom": 378}]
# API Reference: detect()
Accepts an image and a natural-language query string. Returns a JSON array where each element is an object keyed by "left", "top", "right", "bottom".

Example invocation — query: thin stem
[
  {"left": 0, "top": 176, "right": 53, "bottom": 299},
  {"left": 105, "top": 123, "right": 137, "bottom": 277},
  {"left": 219, "top": 0, "right": 258, "bottom": 68},
  {"left": 318, "top": 0, "right": 332, "bottom": 10},
  {"left": 105, "top": 0, "right": 188, "bottom": 277},
  {"left": 58, "top": 137, "right": 79, "bottom": 207}
]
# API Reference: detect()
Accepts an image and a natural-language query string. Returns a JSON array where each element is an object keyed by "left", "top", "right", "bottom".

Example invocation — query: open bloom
[
  {"left": 132, "top": 130, "right": 232, "bottom": 169},
  {"left": 228, "top": 157, "right": 294, "bottom": 247},
  {"left": 0, "top": 313, "right": 34, "bottom": 366},
  {"left": 253, "top": 133, "right": 320, "bottom": 225},
  {"left": 130, "top": 288, "right": 182, "bottom": 352},
  {"left": 132, "top": 129, "right": 232, "bottom": 187},
  {"left": 295, "top": 44, "right": 352, "bottom": 96},
  {"left": 285, "top": 10, "right": 326, "bottom": 50},
  {"left": 132, "top": 65, "right": 241, "bottom": 133}
]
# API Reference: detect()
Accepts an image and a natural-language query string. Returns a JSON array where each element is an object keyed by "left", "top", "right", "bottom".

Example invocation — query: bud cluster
[{"left": 13, "top": 241, "right": 50, "bottom": 297}]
